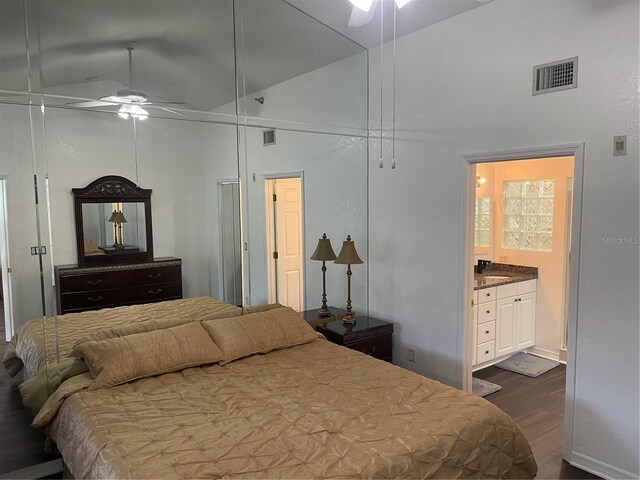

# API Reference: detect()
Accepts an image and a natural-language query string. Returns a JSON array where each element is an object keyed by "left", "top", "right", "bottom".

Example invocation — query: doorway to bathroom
[
  {"left": 470, "top": 155, "right": 575, "bottom": 368},
  {"left": 462, "top": 144, "right": 585, "bottom": 469},
  {"left": 264, "top": 176, "right": 304, "bottom": 311}
]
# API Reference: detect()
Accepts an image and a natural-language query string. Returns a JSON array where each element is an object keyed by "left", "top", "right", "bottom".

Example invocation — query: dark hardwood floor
[{"left": 475, "top": 364, "right": 600, "bottom": 480}]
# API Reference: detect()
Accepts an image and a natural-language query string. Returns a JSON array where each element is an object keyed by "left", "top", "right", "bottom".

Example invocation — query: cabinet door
[
  {"left": 496, "top": 296, "right": 517, "bottom": 357},
  {"left": 472, "top": 304, "right": 478, "bottom": 365},
  {"left": 517, "top": 292, "right": 536, "bottom": 349}
]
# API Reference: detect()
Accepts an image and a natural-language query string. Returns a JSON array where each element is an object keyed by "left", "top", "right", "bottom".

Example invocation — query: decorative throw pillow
[
  {"left": 201, "top": 306, "right": 319, "bottom": 365},
  {"left": 74, "top": 322, "right": 224, "bottom": 390}
]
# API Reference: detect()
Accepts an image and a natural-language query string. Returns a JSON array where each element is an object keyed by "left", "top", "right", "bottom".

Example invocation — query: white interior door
[
  {"left": 0, "top": 178, "right": 14, "bottom": 341},
  {"left": 268, "top": 177, "right": 304, "bottom": 311}
]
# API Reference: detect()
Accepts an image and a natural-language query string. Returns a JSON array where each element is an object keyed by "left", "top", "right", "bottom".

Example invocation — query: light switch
[{"left": 614, "top": 135, "right": 627, "bottom": 156}]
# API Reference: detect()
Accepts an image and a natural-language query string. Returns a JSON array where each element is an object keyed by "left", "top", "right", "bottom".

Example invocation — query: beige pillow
[
  {"left": 202, "top": 307, "right": 319, "bottom": 365},
  {"left": 73, "top": 316, "right": 202, "bottom": 352},
  {"left": 74, "top": 322, "right": 224, "bottom": 390}
]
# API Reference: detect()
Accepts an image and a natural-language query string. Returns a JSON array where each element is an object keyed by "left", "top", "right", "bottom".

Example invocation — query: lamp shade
[
  {"left": 310, "top": 233, "right": 337, "bottom": 261},
  {"left": 108, "top": 210, "right": 118, "bottom": 223},
  {"left": 112, "top": 211, "right": 127, "bottom": 224},
  {"left": 334, "top": 235, "right": 363, "bottom": 265}
]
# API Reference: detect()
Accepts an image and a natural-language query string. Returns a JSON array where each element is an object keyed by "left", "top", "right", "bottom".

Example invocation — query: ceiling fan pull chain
[
  {"left": 379, "top": 0, "right": 384, "bottom": 169},
  {"left": 391, "top": 1, "right": 397, "bottom": 170}
]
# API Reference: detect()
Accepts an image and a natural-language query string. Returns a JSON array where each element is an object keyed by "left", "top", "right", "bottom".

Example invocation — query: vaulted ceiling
[{"left": 0, "top": 0, "right": 490, "bottom": 111}]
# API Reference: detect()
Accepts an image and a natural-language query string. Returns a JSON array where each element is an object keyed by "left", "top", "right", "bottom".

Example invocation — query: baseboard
[
  {"left": 527, "top": 346, "right": 562, "bottom": 363},
  {"left": 570, "top": 451, "right": 639, "bottom": 480}
]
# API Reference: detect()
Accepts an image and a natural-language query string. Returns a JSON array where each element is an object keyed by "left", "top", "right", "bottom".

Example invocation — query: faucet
[{"left": 477, "top": 259, "right": 492, "bottom": 275}]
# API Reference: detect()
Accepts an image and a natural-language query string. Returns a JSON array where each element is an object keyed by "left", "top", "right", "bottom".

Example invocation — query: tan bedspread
[
  {"left": 49, "top": 339, "right": 537, "bottom": 479},
  {"left": 14, "top": 297, "right": 240, "bottom": 378}
]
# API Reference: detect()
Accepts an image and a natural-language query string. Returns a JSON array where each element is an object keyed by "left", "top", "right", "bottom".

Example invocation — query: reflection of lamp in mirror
[
  {"left": 109, "top": 211, "right": 127, "bottom": 249},
  {"left": 334, "top": 235, "right": 364, "bottom": 324},
  {"left": 310, "top": 233, "right": 337, "bottom": 317}
]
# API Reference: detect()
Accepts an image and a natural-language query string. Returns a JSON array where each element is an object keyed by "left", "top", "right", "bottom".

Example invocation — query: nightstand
[{"left": 316, "top": 315, "right": 393, "bottom": 362}]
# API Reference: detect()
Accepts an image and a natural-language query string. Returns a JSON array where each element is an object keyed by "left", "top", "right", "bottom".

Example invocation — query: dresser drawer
[
  {"left": 476, "top": 341, "right": 495, "bottom": 364},
  {"left": 61, "top": 281, "right": 183, "bottom": 312},
  {"left": 59, "top": 265, "right": 181, "bottom": 293},
  {"left": 347, "top": 335, "right": 392, "bottom": 362},
  {"left": 478, "top": 302, "right": 496, "bottom": 324},
  {"left": 478, "top": 287, "right": 497, "bottom": 304},
  {"left": 477, "top": 321, "right": 496, "bottom": 344}
]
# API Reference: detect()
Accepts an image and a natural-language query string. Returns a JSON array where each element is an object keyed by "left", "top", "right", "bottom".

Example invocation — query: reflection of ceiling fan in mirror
[{"left": 65, "top": 41, "right": 186, "bottom": 119}]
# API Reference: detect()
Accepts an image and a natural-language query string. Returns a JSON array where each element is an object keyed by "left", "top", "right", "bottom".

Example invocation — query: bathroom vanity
[{"left": 472, "top": 264, "right": 538, "bottom": 369}]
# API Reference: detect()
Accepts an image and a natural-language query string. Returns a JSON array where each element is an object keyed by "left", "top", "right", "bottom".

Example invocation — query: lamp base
[
  {"left": 342, "top": 312, "right": 356, "bottom": 324},
  {"left": 317, "top": 306, "right": 333, "bottom": 318}
]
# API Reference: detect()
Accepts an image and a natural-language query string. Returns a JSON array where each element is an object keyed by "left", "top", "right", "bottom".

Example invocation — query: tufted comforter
[
  {"left": 10, "top": 297, "right": 240, "bottom": 378},
  {"left": 48, "top": 338, "right": 537, "bottom": 479}
]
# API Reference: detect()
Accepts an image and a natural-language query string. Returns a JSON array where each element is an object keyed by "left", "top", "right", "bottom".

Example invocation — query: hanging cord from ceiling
[
  {"left": 391, "top": 2, "right": 397, "bottom": 170},
  {"left": 378, "top": 0, "right": 384, "bottom": 169}
]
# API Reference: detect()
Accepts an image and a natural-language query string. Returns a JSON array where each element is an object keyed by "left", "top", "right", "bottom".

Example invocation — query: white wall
[
  {"left": 0, "top": 104, "right": 48, "bottom": 326},
  {"left": 210, "top": 51, "right": 369, "bottom": 311},
  {"left": 368, "top": 0, "right": 638, "bottom": 476}
]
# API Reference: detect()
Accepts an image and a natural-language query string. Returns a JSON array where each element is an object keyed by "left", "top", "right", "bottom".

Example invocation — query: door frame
[
  {"left": 460, "top": 143, "right": 585, "bottom": 463},
  {"left": 263, "top": 171, "right": 305, "bottom": 307},
  {"left": 0, "top": 175, "right": 15, "bottom": 341}
]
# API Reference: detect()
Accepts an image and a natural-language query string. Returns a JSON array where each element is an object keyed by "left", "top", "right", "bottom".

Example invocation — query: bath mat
[
  {"left": 495, "top": 352, "right": 560, "bottom": 377},
  {"left": 472, "top": 377, "right": 502, "bottom": 397}
]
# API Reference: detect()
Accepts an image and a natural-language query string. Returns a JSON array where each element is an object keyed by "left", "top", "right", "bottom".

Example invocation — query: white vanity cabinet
[{"left": 473, "top": 279, "right": 536, "bottom": 368}]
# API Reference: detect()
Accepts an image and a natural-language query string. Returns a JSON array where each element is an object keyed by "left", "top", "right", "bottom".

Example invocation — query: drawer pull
[
  {"left": 485, "top": 350, "right": 490, "bottom": 354},
  {"left": 364, "top": 346, "right": 378, "bottom": 356},
  {"left": 147, "top": 273, "right": 162, "bottom": 279},
  {"left": 148, "top": 288, "right": 163, "bottom": 295},
  {"left": 85, "top": 279, "right": 102, "bottom": 286},
  {"left": 485, "top": 293, "right": 491, "bottom": 297},
  {"left": 485, "top": 330, "right": 490, "bottom": 334},
  {"left": 486, "top": 310, "right": 490, "bottom": 314},
  {"left": 87, "top": 296, "right": 104, "bottom": 302}
]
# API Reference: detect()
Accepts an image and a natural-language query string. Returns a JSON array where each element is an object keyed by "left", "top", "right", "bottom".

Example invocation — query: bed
[
  {"left": 4, "top": 296, "right": 241, "bottom": 379},
  {"left": 26, "top": 305, "right": 537, "bottom": 479}
]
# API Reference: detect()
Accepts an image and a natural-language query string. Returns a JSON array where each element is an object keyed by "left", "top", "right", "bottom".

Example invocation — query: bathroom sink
[{"left": 483, "top": 275, "right": 511, "bottom": 281}]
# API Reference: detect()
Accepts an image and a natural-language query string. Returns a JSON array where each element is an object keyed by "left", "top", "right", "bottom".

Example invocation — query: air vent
[
  {"left": 263, "top": 129, "right": 275, "bottom": 146},
  {"left": 533, "top": 57, "right": 578, "bottom": 95}
]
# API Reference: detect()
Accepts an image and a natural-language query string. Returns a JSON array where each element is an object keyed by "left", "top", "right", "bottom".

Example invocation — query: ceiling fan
[
  {"left": 347, "top": 0, "right": 412, "bottom": 27},
  {"left": 66, "top": 41, "right": 186, "bottom": 119}
]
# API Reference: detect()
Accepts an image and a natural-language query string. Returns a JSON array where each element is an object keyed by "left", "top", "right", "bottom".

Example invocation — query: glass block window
[
  {"left": 503, "top": 179, "right": 554, "bottom": 252},
  {"left": 475, "top": 197, "right": 491, "bottom": 248}
]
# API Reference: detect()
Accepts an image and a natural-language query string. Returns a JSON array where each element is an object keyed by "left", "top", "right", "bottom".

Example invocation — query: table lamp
[
  {"left": 310, "top": 233, "right": 337, "bottom": 317},
  {"left": 334, "top": 235, "right": 363, "bottom": 324}
]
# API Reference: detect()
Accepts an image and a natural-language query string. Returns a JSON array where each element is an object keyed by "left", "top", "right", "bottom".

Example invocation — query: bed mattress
[{"left": 48, "top": 339, "right": 537, "bottom": 479}]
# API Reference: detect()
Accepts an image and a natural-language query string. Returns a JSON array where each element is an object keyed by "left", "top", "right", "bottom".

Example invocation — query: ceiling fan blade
[
  {"left": 65, "top": 100, "right": 118, "bottom": 108},
  {"left": 348, "top": 0, "right": 378, "bottom": 27},
  {"left": 98, "top": 96, "right": 129, "bottom": 104},
  {"left": 147, "top": 105, "right": 188, "bottom": 117},
  {"left": 148, "top": 101, "right": 187, "bottom": 105}
]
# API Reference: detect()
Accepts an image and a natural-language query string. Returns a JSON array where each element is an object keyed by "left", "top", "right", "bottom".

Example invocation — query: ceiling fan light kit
[
  {"left": 349, "top": 0, "right": 411, "bottom": 12},
  {"left": 349, "top": 0, "right": 374, "bottom": 12}
]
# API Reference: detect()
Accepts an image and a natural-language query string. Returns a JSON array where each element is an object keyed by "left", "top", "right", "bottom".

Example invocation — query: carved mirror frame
[{"left": 72, "top": 175, "right": 153, "bottom": 266}]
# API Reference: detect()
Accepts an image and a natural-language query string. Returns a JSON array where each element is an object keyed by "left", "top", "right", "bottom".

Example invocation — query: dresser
[
  {"left": 315, "top": 315, "right": 393, "bottom": 362},
  {"left": 55, "top": 257, "right": 183, "bottom": 314}
]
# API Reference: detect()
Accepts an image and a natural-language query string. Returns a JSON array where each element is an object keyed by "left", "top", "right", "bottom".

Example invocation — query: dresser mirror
[{"left": 73, "top": 176, "right": 153, "bottom": 266}]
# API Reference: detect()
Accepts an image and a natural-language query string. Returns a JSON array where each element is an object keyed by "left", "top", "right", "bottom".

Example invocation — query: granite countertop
[{"left": 474, "top": 262, "right": 538, "bottom": 290}]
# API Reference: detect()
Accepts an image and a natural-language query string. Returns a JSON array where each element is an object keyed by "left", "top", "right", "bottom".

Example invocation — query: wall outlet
[
  {"left": 614, "top": 135, "right": 627, "bottom": 156},
  {"left": 408, "top": 347, "right": 416, "bottom": 363}
]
